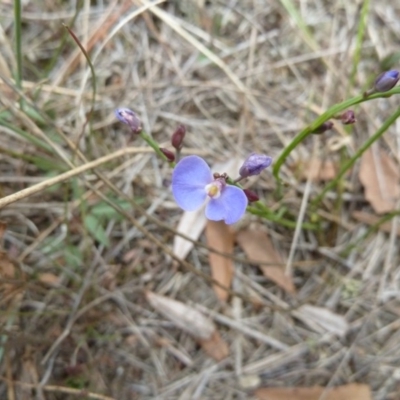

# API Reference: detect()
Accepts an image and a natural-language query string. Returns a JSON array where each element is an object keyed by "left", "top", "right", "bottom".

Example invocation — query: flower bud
[
  {"left": 171, "top": 125, "right": 186, "bottom": 150},
  {"left": 239, "top": 153, "right": 272, "bottom": 178},
  {"left": 243, "top": 189, "right": 259, "bottom": 203},
  {"left": 311, "top": 121, "right": 333, "bottom": 135},
  {"left": 338, "top": 110, "right": 356, "bottom": 125},
  {"left": 159, "top": 147, "right": 175, "bottom": 162},
  {"left": 115, "top": 108, "right": 142, "bottom": 133},
  {"left": 374, "top": 70, "right": 400, "bottom": 92}
]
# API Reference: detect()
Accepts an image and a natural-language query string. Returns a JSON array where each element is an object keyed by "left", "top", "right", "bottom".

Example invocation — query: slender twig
[
  {"left": 13, "top": 0, "right": 23, "bottom": 108},
  {"left": 0, "top": 377, "right": 115, "bottom": 400}
]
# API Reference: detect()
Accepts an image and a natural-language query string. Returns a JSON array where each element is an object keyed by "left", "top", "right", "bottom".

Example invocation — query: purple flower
[
  {"left": 374, "top": 70, "right": 400, "bottom": 92},
  {"left": 239, "top": 153, "right": 272, "bottom": 178},
  {"left": 172, "top": 155, "right": 248, "bottom": 224},
  {"left": 115, "top": 108, "right": 142, "bottom": 133}
]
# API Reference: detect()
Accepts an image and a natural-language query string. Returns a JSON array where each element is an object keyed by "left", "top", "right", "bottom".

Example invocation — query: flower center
[{"left": 205, "top": 178, "right": 225, "bottom": 199}]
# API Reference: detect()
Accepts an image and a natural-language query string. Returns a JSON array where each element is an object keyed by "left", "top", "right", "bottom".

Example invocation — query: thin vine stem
[
  {"left": 311, "top": 105, "right": 400, "bottom": 207},
  {"left": 273, "top": 86, "right": 400, "bottom": 182}
]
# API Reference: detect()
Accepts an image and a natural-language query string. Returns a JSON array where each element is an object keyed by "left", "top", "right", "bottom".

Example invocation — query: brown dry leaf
[
  {"left": 236, "top": 230, "right": 296, "bottom": 294},
  {"left": 352, "top": 210, "right": 400, "bottom": 236},
  {"left": 146, "top": 291, "right": 229, "bottom": 361},
  {"left": 0, "top": 251, "right": 15, "bottom": 283},
  {"left": 359, "top": 147, "right": 400, "bottom": 214},
  {"left": 255, "top": 383, "right": 372, "bottom": 400},
  {"left": 0, "top": 221, "right": 6, "bottom": 241},
  {"left": 205, "top": 220, "right": 234, "bottom": 301},
  {"left": 296, "top": 159, "right": 338, "bottom": 182},
  {"left": 198, "top": 330, "right": 230, "bottom": 362},
  {"left": 38, "top": 273, "right": 61, "bottom": 287},
  {"left": 0, "top": 252, "right": 25, "bottom": 304}
]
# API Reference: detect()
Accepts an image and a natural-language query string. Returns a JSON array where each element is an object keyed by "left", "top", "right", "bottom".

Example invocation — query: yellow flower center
[{"left": 205, "top": 182, "right": 221, "bottom": 199}]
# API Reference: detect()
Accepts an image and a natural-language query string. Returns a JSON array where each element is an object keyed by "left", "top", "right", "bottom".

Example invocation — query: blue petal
[
  {"left": 205, "top": 185, "right": 248, "bottom": 224},
  {"left": 172, "top": 155, "right": 212, "bottom": 211}
]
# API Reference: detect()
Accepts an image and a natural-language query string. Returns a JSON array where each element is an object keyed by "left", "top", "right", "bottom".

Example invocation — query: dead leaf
[
  {"left": 198, "top": 330, "right": 229, "bottom": 361},
  {"left": 173, "top": 158, "right": 244, "bottom": 260},
  {"left": 359, "top": 147, "right": 400, "bottom": 214},
  {"left": 255, "top": 383, "right": 371, "bottom": 400},
  {"left": 352, "top": 210, "right": 400, "bottom": 236},
  {"left": 236, "top": 230, "right": 296, "bottom": 294},
  {"left": 0, "top": 252, "right": 25, "bottom": 304},
  {"left": 0, "top": 221, "right": 6, "bottom": 241},
  {"left": 38, "top": 273, "right": 61, "bottom": 287},
  {"left": 295, "top": 159, "right": 338, "bottom": 182},
  {"left": 205, "top": 221, "right": 234, "bottom": 301},
  {"left": 146, "top": 291, "right": 229, "bottom": 361},
  {"left": 292, "top": 304, "right": 348, "bottom": 337}
]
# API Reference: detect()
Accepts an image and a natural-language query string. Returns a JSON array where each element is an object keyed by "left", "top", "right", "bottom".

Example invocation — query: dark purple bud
[
  {"left": 239, "top": 153, "right": 272, "bottom": 178},
  {"left": 115, "top": 108, "right": 142, "bottom": 133},
  {"left": 159, "top": 148, "right": 175, "bottom": 162},
  {"left": 311, "top": 121, "right": 333, "bottom": 134},
  {"left": 339, "top": 110, "right": 356, "bottom": 125},
  {"left": 374, "top": 70, "right": 400, "bottom": 92},
  {"left": 171, "top": 125, "right": 186, "bottom": 150},
  {"left": 243, "top": 189, "right": 259, "bottom": 203}
]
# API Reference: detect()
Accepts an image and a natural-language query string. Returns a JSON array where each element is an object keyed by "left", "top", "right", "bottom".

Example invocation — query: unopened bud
[
  {"left": 374, "top": 70, "right": 400, "bottom": 92},
  {"left": 171, "top": 125, "right": 186, "bottom": 150},
  {"left": 338, "top": 110, "right": 356, "bottom": 125},
  {"left": 239, "top": 154, "right": 272, "bottom": 178},
  {"left": 243, "top": 189, "right": 259, "bottom": 203},
  {"left": 311, "top": 121, "right": 333, "bottom": 135},
  {"left": 159, "top": 148, "right": 175, "bottom": 162},
  {"left": 340, "top": 110, "right": 356, "bottom": 125},
  {"left": 115, "top": 108, "right": 142, "bottom": 133}
]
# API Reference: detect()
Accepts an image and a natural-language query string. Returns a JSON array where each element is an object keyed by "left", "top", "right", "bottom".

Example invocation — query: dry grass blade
[
  {"left": 292, "top": 305, "right": 349, "bottom": 337},
  {"left": 0, "top": 147, "right": 150, "bottom": 209}
]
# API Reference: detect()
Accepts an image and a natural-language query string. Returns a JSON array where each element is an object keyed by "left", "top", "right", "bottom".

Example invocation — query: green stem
[
  {"left": 273, "top": 87, "right": 400, "bottom": 182},
  {"left": 139, "top": 131, "right": 172, "bottom": 163},
  {"left": 312, "top": 105, "right": 400, "bottom": 206}
]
